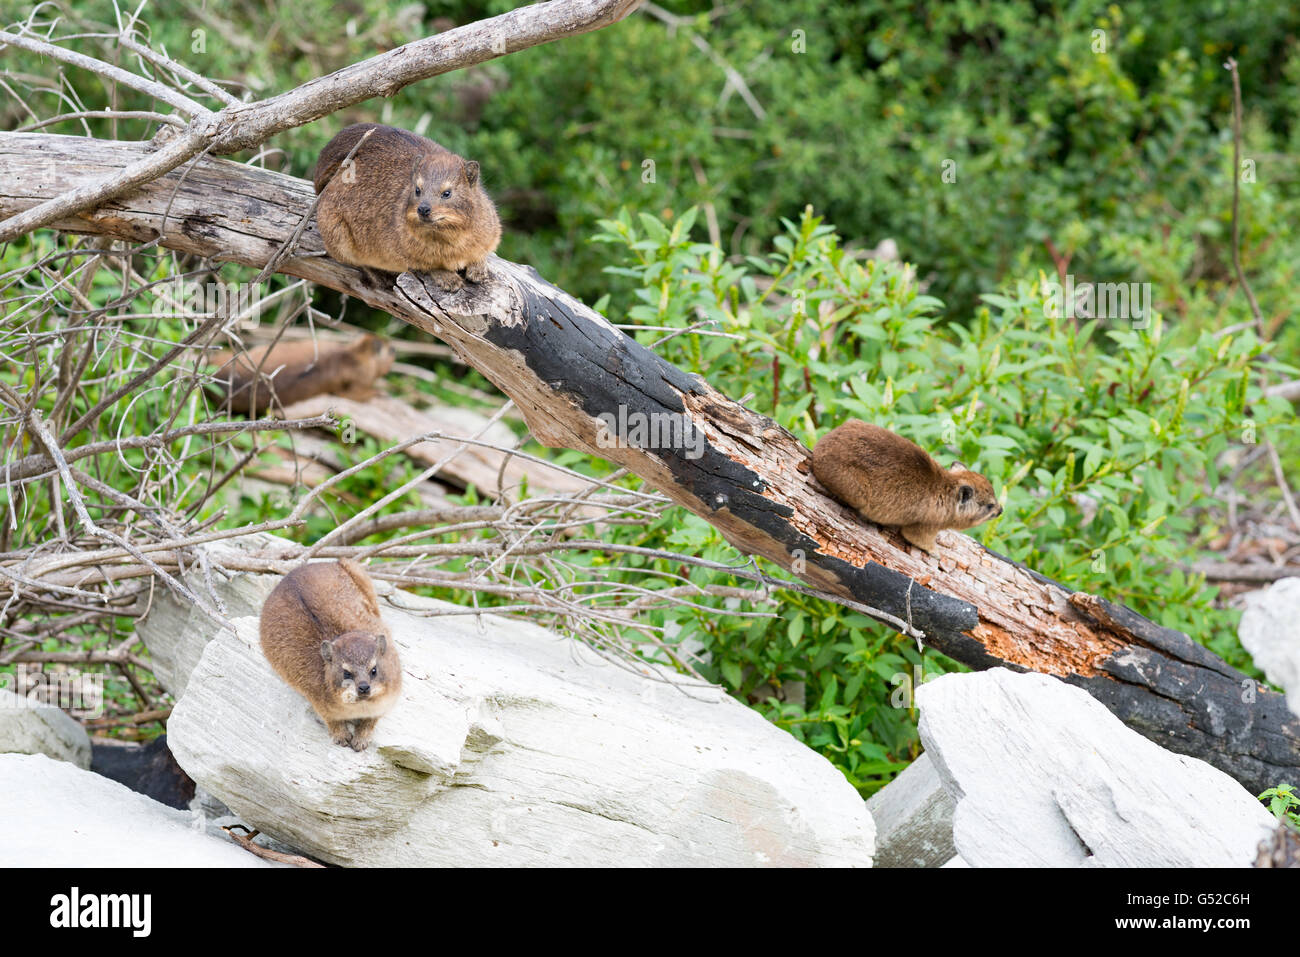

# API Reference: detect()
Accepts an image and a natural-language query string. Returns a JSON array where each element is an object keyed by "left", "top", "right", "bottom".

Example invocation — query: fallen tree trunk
[{"left": 2, "top": 131, "right": 1296, "bottom": 795}]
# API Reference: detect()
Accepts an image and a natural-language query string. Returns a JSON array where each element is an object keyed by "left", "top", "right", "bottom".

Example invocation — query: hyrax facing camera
[
  {"left": 811, "top": 419, "right": 1002, "bottom": 554},
  {"left": 313, "top": 122, "right": 501, "bottom": 291},
  {"left": 259, "top": 559, "right": 401, "bottom": 751}
]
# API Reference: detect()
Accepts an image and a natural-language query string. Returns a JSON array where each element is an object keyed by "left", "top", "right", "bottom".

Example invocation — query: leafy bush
[
  {"left": 589, "top": 205, "right": 1292, "bottom": 793},
  {"left": 1259, "top": 782, "right": 1299, "bottom": 828},
  {"left": 9, "top": 0, "right": 1300, "bottom": 321}
]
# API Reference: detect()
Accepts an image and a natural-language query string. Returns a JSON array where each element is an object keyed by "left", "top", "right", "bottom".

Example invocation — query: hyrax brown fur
[
  {"left": 259, "top": 559, "right": 402, "bottom": 751},
  {"left": 811, "top": 419, "right": 1002, "bottom": 554},
  {"left": 209, "top": 333, "right": 394, "bottom": 415},
  {"left": 313, "top": 122, "right": 501, "bottom": 291}
]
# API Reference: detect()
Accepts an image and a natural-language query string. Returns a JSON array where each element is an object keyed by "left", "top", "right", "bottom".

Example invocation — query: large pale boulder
[
  {"left": 166, "top": 573, "right": 875, "bottom": 867},
  {"left": 0, "top": 753, "right": 278, "bottom": 867},
  {"left": 0, "top": 688, "right": 91, "bottom": 769},
  {"left": 917, "top": 669, "right": 1276, "bottom": 867},
  {"left": 1239, "top": 577, "right": 1300, "bottom": 719}
]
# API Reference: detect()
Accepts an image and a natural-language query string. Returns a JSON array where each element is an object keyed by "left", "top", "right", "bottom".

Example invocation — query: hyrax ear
[
  {"left": 462, "top": 160, "right": 480, "bottom": 186},
  {"left": 320, "top": 640, "right": 333, "bottom": 662},
  {"left": 950, "top": 461, "right": 969, "bottom": 473},
  {"left": 958, "top": 484, "right": 974, "bottom": 504},
  {"left": 374, "top": 634, "right": 387, "bottom": 655}
]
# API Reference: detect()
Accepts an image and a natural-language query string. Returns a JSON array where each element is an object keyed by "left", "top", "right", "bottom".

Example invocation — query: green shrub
[{"left": 590, "top": 205, "right": 1292, "bottom": 793}]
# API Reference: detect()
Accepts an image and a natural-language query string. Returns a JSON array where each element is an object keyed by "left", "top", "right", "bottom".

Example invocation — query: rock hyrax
[
  {"left": 208, "top": 333, "right": 394, "bottom": 415},
  {"left": 259, "top": 559, "right": 402, "bottom": 751},
  {"left": 313, "top": 122, "right": 502, "bottom": 291},
  {"left": 811, "top": 419, "right": 1002, "bottom": 554}
]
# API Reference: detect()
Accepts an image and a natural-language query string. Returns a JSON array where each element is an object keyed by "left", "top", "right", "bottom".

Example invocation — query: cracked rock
[
  {"left": 916, "top": 668, "right": 1275, "bottom": 867},
  {"left": 163, "top": 559, "right": 874, "bottom": 866}
]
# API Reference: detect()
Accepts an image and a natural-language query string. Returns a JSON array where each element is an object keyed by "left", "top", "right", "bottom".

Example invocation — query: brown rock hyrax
[
  {"left": 208, "top": 333, "right": 394, "bottom": 415},
  {"left": 259, "top": 559, "right": 402, "bottom": 751},
  {"left": 313, "top": 122, "right": 502, "bottom": 291},
  {"left": 811, "top": 419, "right": 1002, "bottom": 554}
]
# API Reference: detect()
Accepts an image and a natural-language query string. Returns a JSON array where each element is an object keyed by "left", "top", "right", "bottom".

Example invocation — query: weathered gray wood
[
  {"left": 278, "top": 393, "right": 593, "bottom": 500},
  {"left": 1, "top": 131, "right": 1297, "bottom": 795}
]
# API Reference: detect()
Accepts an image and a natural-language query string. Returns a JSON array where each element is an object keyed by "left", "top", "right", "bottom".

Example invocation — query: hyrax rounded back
[
  {"left": 313, "top": 122, "right": 501, "bottom": 291},
  {"left": 209, "top": 333, "right": 394, "bottom": 414},
  {"left": 811, "top": 419, "right": 1001, "bottom": 554},
  {"left": 259, "top": 559, "right": 401, "bottom": 751}
]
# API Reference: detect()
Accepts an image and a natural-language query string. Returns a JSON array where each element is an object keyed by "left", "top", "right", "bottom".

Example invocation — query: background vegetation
[{"left": 1, "top": 0, "right": 1297, "bottom": 797}]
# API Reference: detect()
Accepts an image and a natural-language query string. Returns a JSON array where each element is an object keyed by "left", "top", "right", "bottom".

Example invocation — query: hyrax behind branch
[
  {"left": 209, "top": 333, "right": 394, "bottom": 415},
  {"left": 259, "top": 559, "right": 402, "bottom": 751},
  {"left": 313, "top": 122, "right": 501, "bottom": 291},
  {"left": 811, "top": 419, "right": 1002, "bottom": 554}
]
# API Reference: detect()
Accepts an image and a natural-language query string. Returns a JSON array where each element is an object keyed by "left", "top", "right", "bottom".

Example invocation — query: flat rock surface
[
  {"left": 136, "top": 532, "right": 285, "bottom": 699},
  {"left": 0, "top": 753, "right": 277, "bottom": 867}
]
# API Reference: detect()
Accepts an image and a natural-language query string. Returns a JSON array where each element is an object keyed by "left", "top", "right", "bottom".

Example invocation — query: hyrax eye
[
  {"left": 370, "top": 667, "right": 377, "bottom": 677},
  {"left": 441, "top": 188, "right": 452, "bottom": 199},
  {"left": 414, "top": 187, "right": 421, "bottom": 197},
  {"left": 343, "top": 670, "right": 353, "bottom": 681}
]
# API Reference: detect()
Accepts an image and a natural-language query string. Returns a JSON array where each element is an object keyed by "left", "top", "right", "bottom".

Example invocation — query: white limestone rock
[
  {"left": 916, "top": 669, "right": 1276, "bottom": 868},
  {"left": 1239, "top": 577, "right": 1300, "bottom": 719},
  {"left": 0, "top": 688, "right": 92, "bottom": 769},
  {"left": 135, "top": 532, "right": 287, "bottom": 698},
  {"left": 0, "top": 753, "right": 279, "bottom": 867},
  {"left": 167, "top": 581, "right": 875, "bottom": 867},
  {"left": 865, "top": 752, "right": 955, "bottom": 867}
]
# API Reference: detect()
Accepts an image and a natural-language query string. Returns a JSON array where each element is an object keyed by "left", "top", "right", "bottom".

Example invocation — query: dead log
[{"left": 2, "top": 131, "right": 1296, "bottom": 794}]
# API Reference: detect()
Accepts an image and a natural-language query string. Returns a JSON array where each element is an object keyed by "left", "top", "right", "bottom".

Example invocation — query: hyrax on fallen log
[
  {"left": 259, "top": 559, "right": 402, "bottom": 751},
  {"left": 208, "top": 333, "right": 394, "bottom": 414},
  {"left": 811, "top": 419, "right": 1002, "bottom": 554},
  {"left": 313, "top": 122, "right": 502, "bottom": 291}
]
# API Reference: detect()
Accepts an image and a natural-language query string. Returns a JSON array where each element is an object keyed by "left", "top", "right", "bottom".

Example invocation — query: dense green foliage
[
  {"left": 8, "top": 1, "right": 1300, "bottom": 318},
  {"left": 2, "top": 1, "right": 1297, "bottom": 795},
  {"left": 589, "top": 206, "right": 1290, "bottom": 790}
]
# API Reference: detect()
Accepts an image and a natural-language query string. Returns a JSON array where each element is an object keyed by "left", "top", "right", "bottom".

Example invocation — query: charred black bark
[{"left": 400, "top": 262, "right": 1300, "bottom": 796}]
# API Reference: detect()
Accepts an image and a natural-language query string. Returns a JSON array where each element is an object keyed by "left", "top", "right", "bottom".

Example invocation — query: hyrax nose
[
  {"left": 417, "top": 203, "right": 431, "bottom": 219},
  {"left": 357, "top": 681, "right": 370, "bottom": 696}
]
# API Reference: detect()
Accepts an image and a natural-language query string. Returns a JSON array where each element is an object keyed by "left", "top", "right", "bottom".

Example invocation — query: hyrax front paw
[
  {"left": 901, "top": 524, "right": 940, "bottom": 555},
  {"left": 429, "top": 268, "right": 464, "bottom": 292},
  {"left": 327, "top": 720, "right": 353, "bottom": 748},
  {"left": 359, "top": 266, "right": 397, "bottom": 289},
  {"left": 463, "top": 259, "right": 490, "bottom": 284},
  {"left": 349, "top": 718, "right": 377, "bottom": 751}
]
